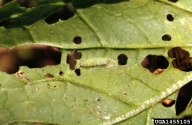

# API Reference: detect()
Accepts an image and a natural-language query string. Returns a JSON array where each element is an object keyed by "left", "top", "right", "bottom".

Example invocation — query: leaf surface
[{"left": 0, "top": 0, "right": 192, "bottom": 124}]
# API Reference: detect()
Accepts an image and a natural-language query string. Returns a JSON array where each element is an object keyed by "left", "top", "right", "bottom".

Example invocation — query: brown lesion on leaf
[
  {"left": 161, "top": 99, "right": 175, "bottom": 107},
  {"left": 44, "top": 73, "right": 54, "bottom": 78},
  {"left": 16, "top": 71, "right": 30, "bottom": 83},
  {"left": 153, "top": 68, "right": 164, "bottom": 75}
]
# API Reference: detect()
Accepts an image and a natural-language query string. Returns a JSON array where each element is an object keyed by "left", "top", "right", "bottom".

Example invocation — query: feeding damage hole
[
  {"left": 167, "top": 14, "right": 174, "bottom": 21},
  {"left": 45, "top": 3, "right": 75, "bottom": 24},
  {"left": 17, "top": 0, "right": 38, "bottom": 8},
  {"left": 168, "top": 0, "right": 178, "bottom": 3},
  {"left": 168, "top": 47, "right": 192, "bottom": 71},
  {"left": 44, "top": 73, "right": 54, "bottom": 78},
  {"left": 175, "top": 81, "right": 192, "bottom": 116},
  {"left": 59, "top": 71, "right": 64, "bottom": 76},
  {"left": 117, "top": 54, "right": 128, "bottom": 65},
  {"left": 66, "top": 54, "right": 76, "bottom": 70},
  {"left": 162, "top": 34, "right": 171, "bottom": 41},
  {"left": 16, "top": 71, "right": 30, "bottom": 83},
  {"left": 73, "top": 36, "right": 82, "bottom": 44},
  {"left": 75, "top": 69, "right": 81, "bottom": 76},
  {"left": 0, "top": 45, "right": 61, "bottom": 74},
  {"left": 161, "top": 99, "right": 175, "bottom": 107},
  {"left": 71, "top": 49, "right": 82, "bottom": 59},
  {"left": 141, "top": 55, "right": 169, "bottom": 74},
  {"left": 66, "top": 50, "right": 82, "bottom": 70}
]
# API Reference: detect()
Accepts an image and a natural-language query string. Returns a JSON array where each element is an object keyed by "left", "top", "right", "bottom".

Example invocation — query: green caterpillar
[{"left": 80, "top": 58, "right": 117, "bottom": 68}]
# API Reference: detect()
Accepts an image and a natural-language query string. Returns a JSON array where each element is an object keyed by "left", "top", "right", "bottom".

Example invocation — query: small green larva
[{"left": 80, "top": 58, "right": 110, "bottom": 67}]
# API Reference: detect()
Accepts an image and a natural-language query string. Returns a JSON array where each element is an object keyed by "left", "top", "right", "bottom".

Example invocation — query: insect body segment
[{"left": 80, "top": 58, "right": 117, "bottom": 69}]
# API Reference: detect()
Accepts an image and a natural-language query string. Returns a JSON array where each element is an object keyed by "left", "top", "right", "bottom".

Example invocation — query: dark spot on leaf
[
  {"left": 45, "top": 3, "right": 75, "bottom": 24},
  {"left": 117, "top": 54, "right": 128, "bottom": 65},
  {"left": 44, "top": 73, "right": 54, "bottom": 78},
  {"left": 17, "top": 0, "right": 38, "bottom": 8},
  {"left": 71, "top": 50, "right": 82, "bottom": 59},
  {"left": 162, "top": 34, "right": 171, "bottom": 41},
  {"left": 0, "top": 19, "right": 12, "bottom": 27},
  {"left": 75, "top": 68, "right": 81, "bottom": 76},
  {"left": 161, "top": 99, "right": 175, "bottom": 107},
  {"left": 96, "top": 98, "right": 101, "bottom": 101},
  {"left": 77, "top": 121, "right": 80, "bottom": 123},
  {"left": 59, "top": 71, "right": 64, "bottom": 76},
  {"left": 85, "top": 99, "right": 88, "bottom": 101},
  {"left": 167, "top": 14, "right": 174, "bottom": 21},
  {"left": 168, "top": 47, "right": 192, "bottom": 71},
  {"left": 47, "top": 83, "right": 50, "bottom": 86},
  {"left": 73, "top": 36, "right": 82, "bottom": 44},
  {"left": 66, "top": 54, "right": 76, "bottom": 70},
  {"left": 168, "top": 0, "right": 178, "bottom": 3},
  {"left": 54, "top": 86, "right": 56, "bottom": 87},
  {"left": 176, "top": 81, "right": 192, "bottom": 115},
  {"left": 141, "top": 55, "right": 169, "bottom": 73},
  {"left": 123, "top": 92, "right": 128, "bottom": 96}
]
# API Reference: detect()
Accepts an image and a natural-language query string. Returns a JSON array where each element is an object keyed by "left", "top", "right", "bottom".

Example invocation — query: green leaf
[{"left": 0, "top": 0, "right": 192, "bottom": 124}]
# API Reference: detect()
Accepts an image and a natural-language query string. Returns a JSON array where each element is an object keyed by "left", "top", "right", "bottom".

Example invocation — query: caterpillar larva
[{"left": 80, "top": 58, "right": 117, "bottom": 68}]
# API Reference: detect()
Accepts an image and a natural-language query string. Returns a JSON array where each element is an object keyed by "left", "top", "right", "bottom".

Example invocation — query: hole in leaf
[
  {"left": 45, "top": 3, "right": 75, "bottom": 24},
  {"left": 162, "top": 99, "right": 175, "bottom": 107},
  {"left": 44, "top": 13, "right": 59, "bottom": 25},
  {"left": 75, "top": 68, "right": 81, "bottom": 76},
  {"left": 175, "top": 81, "right": 192, "bottom": 115},
  {"left": 117, "top": 54, "right": 128, "bottom": 65},
  {"left": 168, "top": 0, "right": 178, "bottom": 3},
  {"left": 141, "top": 55, "right": 169, "bottom": 73},
  {"left": 57, "top": 3, "right": 75, "bottom": 20},
  {"left": 167, "top": 14, "right": 174, "bottom": 21},
  {"left": 66, "top": 54, "right": 76, "bottom": 70},
  {"left": 162, "top": 34, "right": 171, "bottom": 41},
  {"left": 17, "top": 0, "right": 38, "bottom": 8},
  {"left": 73, "top": 36, "right": 82, "bottom": 44},
  {"left": 0, "top": 45, "right": 61, "bottom": 74},
  {"left": 71, "top": 50, "right": 82, "bottom": 59},
  {"left": 59, "top": 71, "right": 64, "bottom": 76},
  {"left": 168, "top": 47, "right": 192, "bottom": 71},
  {"left": 0, "top": 19, "right": 12, "bottom": 27},
  {"left": 44, "top": 73, "right": 54, "bottom": 78}
]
